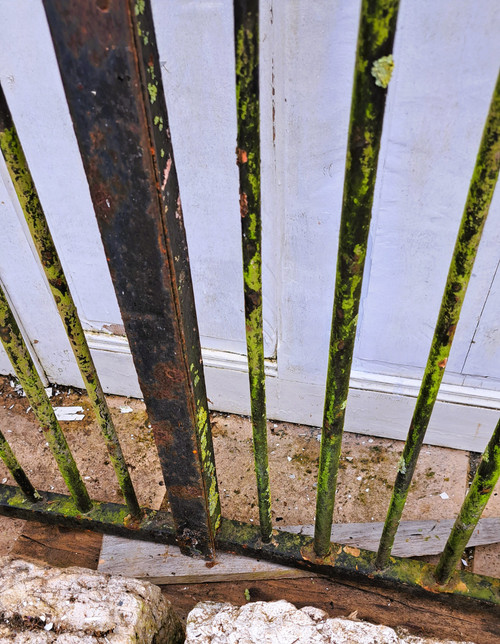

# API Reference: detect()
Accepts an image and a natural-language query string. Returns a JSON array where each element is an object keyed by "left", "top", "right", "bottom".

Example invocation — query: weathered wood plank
[
  {"left": 98, "top": 518, "right": 500, "bottom": 584},
  {"left": 10, "top": 521, "right": 102, "bottom": 570},
  {"left": 284, "top": 517, "right": 500, "bottom": 557},
  {"left": 98, "top": 535, "right": 312, "bottom": 584}
]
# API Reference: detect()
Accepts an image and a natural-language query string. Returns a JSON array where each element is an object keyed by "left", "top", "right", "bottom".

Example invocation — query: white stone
[
  {"left": 185, "top": 600, "right": 473, "bottom": 644},
  {"left": 0, "top": 557, "right": 183, "bottom": 643}
]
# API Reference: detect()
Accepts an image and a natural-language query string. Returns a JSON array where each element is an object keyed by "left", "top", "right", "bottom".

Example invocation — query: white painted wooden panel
[
  {"left": 0, "top": 0, "right": 276, "bottom": 363},
  {"left": 0, "top": 0, "right": 499, "bottom": 454}
]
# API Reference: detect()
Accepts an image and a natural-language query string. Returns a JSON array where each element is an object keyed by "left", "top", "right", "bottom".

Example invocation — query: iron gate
[{"left": 0, "top": 0, "right": 499, "bottom": 607}]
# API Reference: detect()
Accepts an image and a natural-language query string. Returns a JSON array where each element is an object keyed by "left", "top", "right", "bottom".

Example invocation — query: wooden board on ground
[
  {"left": 284, "top": 517, "right": 500, "bottom": 557},
  {"left": 161, "top": 576, "right": 500, "bottom": 644},
  {"left": 98, "top": 517, "right": 500, "bottom": 584},
  {"left": 98, "top": 535, "right": 312, "bottom": 584},
  {"left": 10, "top": 521, "right": 102, "bottom": 570}
]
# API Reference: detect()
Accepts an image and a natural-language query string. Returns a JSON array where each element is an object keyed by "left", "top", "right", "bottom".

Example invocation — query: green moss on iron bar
[
  {"left": 196, "top": 404, "right": 221, "bottom": 530},
  {"left": 377, "top": 71, "right": 500, "bottom": 566},
  {"left": 147, "top": 83, "right": 157, "bottom": 104},
  {"left": 0, "top": 111, "right": 140, "bottom": 517},
  {"left": 135, "top": 0, "right": 145, "bottom": 16},
  {"left": 154, "top": 115, "right": 164, "bottom": 131},
  {"left": 314, "top": 0, "right": 400, "bottom": 557}
]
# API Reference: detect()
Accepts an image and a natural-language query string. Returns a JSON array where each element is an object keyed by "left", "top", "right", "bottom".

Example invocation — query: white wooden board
[{"left": 98, "top": 518, "right": 500, "bottom": 584}]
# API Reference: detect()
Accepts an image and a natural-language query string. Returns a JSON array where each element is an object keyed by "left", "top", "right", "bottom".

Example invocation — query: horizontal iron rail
[
  {"left": 435, "top": 414, "right": 500, "bottom": 583},
  {"left": 0, "top": 286, "right": 91, "bottom": 512},
  {"left": 0, "top": 483, "right": 498, "bottom": 607},
  {"left": 234, "top": 0, "right": 272, "bottom": 543},
  {"left": 0, "top": 85, "right": 141, "bottom": 519},
  {"left": 314, "top": 0, "right": 400, "bottom": 556},
  {"left": 376, "top": 69, "right": 500, "bottom": 568},
  {"left": 43, "top": 0, "right": 220, "bottom": 556}
]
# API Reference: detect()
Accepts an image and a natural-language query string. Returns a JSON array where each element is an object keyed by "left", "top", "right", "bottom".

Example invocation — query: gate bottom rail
[{"left": 0, "top": 484, "right": 498, "bottom": 608}]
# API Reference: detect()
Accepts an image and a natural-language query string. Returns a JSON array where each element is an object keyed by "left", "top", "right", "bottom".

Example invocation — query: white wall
[{"left": 0, "top": 0, "right": 499, "bottom": 452}]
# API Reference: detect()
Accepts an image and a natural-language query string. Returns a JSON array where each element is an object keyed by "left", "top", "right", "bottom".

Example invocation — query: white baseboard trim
[
  {"left": 80, "top": 332, "right": 500, "bottom": 453},
  {"left": 2, "top": 331, "right": 495, "bottom": 453}
]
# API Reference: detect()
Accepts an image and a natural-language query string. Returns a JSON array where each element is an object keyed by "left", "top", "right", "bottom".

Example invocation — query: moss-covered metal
[
  {"left": 0, "top": 430, "right": 39, "bottom": 501},
  {"left": 314, "top": 0, "right": 400, "bottom": 556},
  {"left": 234, "top": 0, "right": 272, "bottom": 542},
  {"left": 0, "top": 87, "right": 141, "bottom": 518},
  {"left": 0, "top": 483, "right": 498, "bottom": 607},
  {"left": 130, "top": 0, "right": 221, "bottom": 553},
  {"left": 436, "top": 415, "right": 500, "bottom": 583},
  {"left": 376, "top": 71, "right": 500, "bottom": 568},
  {"left": 0, "top": 285, "right": 91, "bottom": 512},
  {"left": 43, "top": 0, "right": 220, "bottom": 557}
]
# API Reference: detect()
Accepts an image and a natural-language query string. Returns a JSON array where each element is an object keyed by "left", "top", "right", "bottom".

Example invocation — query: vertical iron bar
[
  {"left": 313, "top": 0, "right": 400, "bottom": 557},
  {"left": 233, "top": 0, "right": 272, "bottom": 542},
  {"left": 435, "top": 415, "right": 500, "bottom": 583},
  {"left": 376, "top": 71, "right": 500, "bottom": 568},
  {"left": 0, "top": 285, "right": 91, "bottom": 512},
  {"left": 43, "top": 0, "right": 220, "bottom": 557},
  {"left": 0, "top": 86, "right": 141, "bottom": 518},
  {"left": 0, "top": 430, "right": 39, "bottom": 501}
]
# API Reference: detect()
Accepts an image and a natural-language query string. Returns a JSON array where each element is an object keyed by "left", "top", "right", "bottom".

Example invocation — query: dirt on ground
[{"left": 0, "top": 374, "right": 498, "bottom": 577}]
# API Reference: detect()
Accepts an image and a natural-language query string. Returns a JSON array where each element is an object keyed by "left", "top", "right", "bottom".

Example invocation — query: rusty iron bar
[
  {"left": 0, "top": 484, "right": 499, "bottom": 608},
  {"left": 0, "top": 429, "right": 39, "bottom": 502},
  {"left": 435, "top": 415, "right": 500, "bottom": 583},
  {"left": 233, "top": 0, "right": 272, "bottom": 542},
  {"left": 376, "top": 71, "right": 500, "bottom": 568},
  {"left": 314, "top": 0, "right": 400, "bottom": 557},
  {"left": 0, "top": 285, "right": 91, "bottom": 512},
  {"left": 0, "top": 86, "right": 141, "bottom": 518},
  {"left": 43, "top": 0, "right": 220, "bottom": 557}
]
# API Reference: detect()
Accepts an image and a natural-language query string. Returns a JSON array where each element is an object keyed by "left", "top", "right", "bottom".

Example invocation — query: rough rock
[
  {"left": 185, "top": 599, "right": 473, "bottom": 644},
  {"left": 0, "top": 557, "right": 184, "bottom": 643}
]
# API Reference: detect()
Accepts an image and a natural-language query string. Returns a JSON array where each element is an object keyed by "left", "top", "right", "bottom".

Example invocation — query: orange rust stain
[
  {"left": 343, "top": 545, "right": 360, "bottom": 557},
  {"left": 240, "top": 192, "right": 249, "bottom": 217},
  {"left": 438, "top": 358, "right": 448, "bottom": 368},
  {"left": 236, "top": 147, "right": 248, "bottom": 164}
]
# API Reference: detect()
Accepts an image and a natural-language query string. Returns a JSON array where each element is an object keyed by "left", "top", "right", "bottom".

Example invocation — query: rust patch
[
  {"left": 236, "top": 147, "right": 248, "bottom": 164},
  {"left": 239, "top": 192, "right": 249, "bottom": 218}
]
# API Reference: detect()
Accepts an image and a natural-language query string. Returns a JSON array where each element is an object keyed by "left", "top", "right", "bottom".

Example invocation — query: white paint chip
[
  {"left": 439, "top": 492, "right": 449, "bottom": 500},
  {"left": 54, "top": 406, "right": 85, "bottom": 421},
  {"left": 120, "top": 405, "right": 134, "bottom": 414}
]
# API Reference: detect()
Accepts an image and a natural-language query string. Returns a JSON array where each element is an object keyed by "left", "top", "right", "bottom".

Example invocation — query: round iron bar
[
  {"left": 376, "top": 70, "right": 500, "bottom": 568},
  {"left": 234, "top": 0, "right": 272, "bottom": 542},
  {"left": 0, "top": 285, "right": 92, "bottom": 512},
  {"left": 435, "top": 415, "right": 500, "bottom": 583},
  {"left": 0, "top": 429, "right": 39, "bottom": 501},
  {"left": 0, "top": 86, "right": 141, "bottom": 518},
  {"left": 314, "top": 0, "right": 400, "bottom": 557}
]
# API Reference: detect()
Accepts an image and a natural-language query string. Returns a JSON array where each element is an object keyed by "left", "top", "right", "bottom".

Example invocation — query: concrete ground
[{"left": 0, "top": 375, "right": 498, "bottom": 578}]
